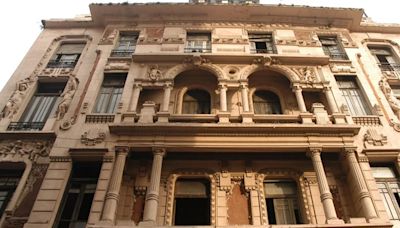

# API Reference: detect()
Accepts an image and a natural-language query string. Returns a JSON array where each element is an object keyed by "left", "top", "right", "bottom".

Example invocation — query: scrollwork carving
[{"left": 81, "top": 129, "right": 106, "bottom": 146}]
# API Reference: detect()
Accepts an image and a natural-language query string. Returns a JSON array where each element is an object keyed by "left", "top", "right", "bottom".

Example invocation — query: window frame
[
  {"left": 93, "top": 74, "right": 127, "bottom": 114},
  {"left": 47, "top": 43, "right": 86, "bottom": 68},
  {"left": 318, "top": 36, "right": 348, "bottom": 60},
  {"left": 111, "top": 32, "right": 139, "bottom": 57},
  {"left": 248, "top": 33, "right": 276, "bottom": 54},
  {"left": 185, "top": 32, "right": 211, "bottom": 53}
]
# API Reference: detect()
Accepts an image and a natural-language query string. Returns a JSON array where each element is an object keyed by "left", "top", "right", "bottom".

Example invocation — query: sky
[{"left": 0, "top": 0, "right": 399, "bottom": 91}]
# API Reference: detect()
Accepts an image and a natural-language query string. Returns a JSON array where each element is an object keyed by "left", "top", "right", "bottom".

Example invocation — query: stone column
[
  {"left": 101, "top": 146, "right": 129, "bottom": 223},
  {"left": 130, "top": 83, "right": 142, "bottom": 112},
  {"left": 293, "top": 85, "right": 307, "bottom": 113},
  {"left": 344, "top": 148, "right": 378, "bottom": 220},
  {"left": 240, "top": 83, "right": 250, "bottom": 112},
  {"left": 141, "top": 148, "right": 166, "bottom": 225},
  {"left": 309, "top": 149, "right": 342, "bottom": 224},
  {"left": 161, "top": 83, "right": 172, "bottom": 112},
  {"left": 219, "top": 83, "right": 228, "bottom": 112},
  {"left": 323, "top": 87, "right": 339, "bottom": 113}
]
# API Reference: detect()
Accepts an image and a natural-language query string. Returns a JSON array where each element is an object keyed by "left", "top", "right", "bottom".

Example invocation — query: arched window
[
  {"left": 182, "top": 89, "right": 211, "bottom": 114},
  {"left": 264, "top": 180, "right": 301, "bottom": 225},
  {"left": 253, "top": 90, "right": 282, "bottom": 114},
  {"left": 174, "top": 178, "right": 211, "bottom": 225}
]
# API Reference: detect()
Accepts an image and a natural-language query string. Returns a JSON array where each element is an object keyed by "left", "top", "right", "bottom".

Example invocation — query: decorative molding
[
  {"left": 147, "top": 65, "right": 163, "bottom": 81},
  {"left": 390, "top": 119, "right": 400, "bottom": 132},
  {"left": 16, "top": 164, "right": 48, "bottom": 208},
  {"left": 99, "top": 28, "right": 118, "bottom": 45},
  {"left": 104, "top": 59, "right": 131, "bottom": 71},
  {"left": 49, "top": 156, "right": 72, "bottom": 162},
  {"left": 1, "top": 76, "right": 35, "bottom": 119},
  {"left": 80, "top": 129, "right": 106, "bottom": 146},
  {"left": 364, "top": 128, "right": 388, "bottom": 147},
  {"left": 291, "top": 66, "right": 318, "bottom": 83},
  {"left": 40, "top": 67, "right": 74, "bottom": 77},
  {"left": 0, "top": 140, "right": 51, "bottom": 162},
  {"left": 329, "top": 62, "right": 356, "bottom": 74}
]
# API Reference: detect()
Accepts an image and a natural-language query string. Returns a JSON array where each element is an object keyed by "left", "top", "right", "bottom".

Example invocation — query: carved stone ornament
[
  {"left": 99, "top": 28, "right": 118, "bottom": 45},
  {"left": 252, "top": 56, "right": 280, "bottom": 66},
  {"left": 291, "top": 66, "right": 317, "bottom": 83},
  {"left": 364, "top": 128, "right": 388, "bottom": 147},
  {"left": 390, "top": 119, "right": 400, "bottom": 132},
  {"left": 183, "top": 55, "right": 210, "bottom": 66},
  {"left": 147, "top": 65, "right": 162, "bottom": 81},
  {"left": 16, "top": 164, "right": 48, "bottom": 208},
  {"left": 104, "top": 60, "right": 131, "bottom": 71},
  {"left": 0, "top": 140, "right": 51, "bottom": 162},
  {"left": 56, "top": 76, "right": 79, "bottom": 120},
  {"left": 40, "top": 67, "right": 74, "bottom": 77},
  {"left": 382, "top": 70, "right": 400, "bottom": 80},
  {"left": 379, "top": 77, "right": 400, "bottom": 120},
  {"left": 1, "top": 76, "right": 36, "bottom": 119},
  {"left": 81, "top": 129, "right": 106, "bottom": 146},
  {"left": 329, "top": 63, "right": 356, "bottom": 74}
]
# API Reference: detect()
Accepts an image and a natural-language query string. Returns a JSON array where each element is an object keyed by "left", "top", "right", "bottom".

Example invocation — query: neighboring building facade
[{"left": 1, "top": 2, "right": 400, "bottom": 228}]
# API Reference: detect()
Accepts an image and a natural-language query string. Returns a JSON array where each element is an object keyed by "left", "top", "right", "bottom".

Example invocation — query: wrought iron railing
[
  {"left": 250, "top": 48, "right": 277, "bottom": 54},
  {"left": 184, "top": 47, "right": 212, "bottom": 53},
  {"left": 323, "top": 50, "right": 348, "bottom": 60},
  {"left": 7, "top": 122, "right": 45, "bottom": 131},
  {"left": 110, "top": 49, "right": 135, "bottom": 57},
  {"left": 46, "top": 60, "right": 77, "bottom": 68},
  {"left": 378, "top": 63, "right": 400, "bottom": 73}
]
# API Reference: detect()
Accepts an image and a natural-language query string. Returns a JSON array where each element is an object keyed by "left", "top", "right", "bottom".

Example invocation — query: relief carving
[
  {"left": 40, "top": 67, "right": 74, "bottom": 77},
  {"left": 56, "top": 76, "right": 79, "bottom": 120},
  {"left": 99, "top": 28, "right": 118, "bottom": 45},
  {"left": 183, "top": 55, "right": 211, "bottom": 66},
  {"left": 0, "top": 140, "right": 51, "bottom": 162},
  {"left": 329, "top": 63, "right": 356, "bottom": 74},
  {"left": 147, "top": 65, "right": 163, "bottom": 81},
  {"left": 291, "top": 66, "right": 317, "bottom": 83},
  {"left": 81, "top": 129, "right": 106, "bottom": 146},
  {"left": 364, "top": 128, "right": 388, "bottom": 147},
  {"left": 252, "top": 56, "right": 280, "bottom": 66},
  {"left": 1, "top": 76, "right": 35, "bottom": 119},
  {"left": 379, "top": 77, "right": 400, "bottom": 120},
  {"left": 104, "top": 60, "right": 131, "bottom": 71}
]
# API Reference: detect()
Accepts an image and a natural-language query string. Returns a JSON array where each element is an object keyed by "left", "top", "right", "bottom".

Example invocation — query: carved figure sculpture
[
  {"left": 56, "top": 77, "right": 78, "bottom": 120},
  {"left": 379, "top": 77, "right": 400, "bottom": 120}
]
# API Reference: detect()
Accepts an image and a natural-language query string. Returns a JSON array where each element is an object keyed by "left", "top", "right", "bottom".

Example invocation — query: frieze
[
  {"left": 0, "top": 140, "right": 52, "bottom": 162},
  {"left": 329, "top": 63, "right": 356, "bottom": 74},
  {"left": 275, "top": 39, "right": 320, "bottom": 47},
  {"left": 291, "top": 66, "right": 318, "bottom": 83},
  {"left": 212, "top": 38, "right": 248, "bottom": 44},
  {"left": 162, "top": 37, "right": 184, "bottom": 44},
  {"left": 104, "top": 59, "right": 131, "bottom": 71}
]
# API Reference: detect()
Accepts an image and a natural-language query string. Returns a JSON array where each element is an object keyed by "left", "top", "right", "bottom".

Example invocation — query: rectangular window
[
  {"left": 371, "top": 166, "right": 400, "bottom": 220},
  {"left": 185, "top": 33, "right": 211, "bottom": 53},
  {"left": 174, "top": 179, "right": 210, "bottom": 225},
  {"left": 336, "top": 76, "right": 371, "bottom": 116},
  {"left": 0, "top": 169, "right": 23, "bottom": 217},
  {"left": 264, "top": 180, "right": 300, "bottom": 225},
  {"left": 369, "top": 47, "right": 400, "bottom": 74},
  {"left": 93, "top": 73, "right": 126, "bottom": 113},
  {"left": 47, "top": 43, "right": 85, "bottom": 68},
  {"left": 8, "top": 82, "right": 66, "bottom": 131},
  {"left": 249, "top": 33, "right": 276, "bottom": 54},
  {"left": 319, "top": 36, "right": 348, "bottom": 60},
  {"left": 111, "top": 32, "right": 138, "bottom": 57},
  {"left": 56, "top": 162, "right": 101, "bottom": 228}
]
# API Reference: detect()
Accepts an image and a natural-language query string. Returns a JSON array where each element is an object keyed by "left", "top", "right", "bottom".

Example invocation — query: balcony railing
[
  {"left": 323, "top": 51, "right": 348, "bottom": 60},
  {"left": 250, "top": 48, "right": 276, "bottom": 54},
  {"left": 46, "top": 60, "right": 77, "bottom": 68},
  {"left": 184, "top": 47, "right": 212, "bottom": 53},
  {"left": 7, "top": 122, "right": 45, "bottom": 131},
  {"left": 110, "top": 49, "right": 135, "bottom": 57},
  {"left": 379, "top": 63, "right": 400, "bottom": 73}
]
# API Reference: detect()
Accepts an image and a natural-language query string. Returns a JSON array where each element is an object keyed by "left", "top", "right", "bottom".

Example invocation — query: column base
[
  {"left": 326, "top": 218, "right": 345, "bottom": 224},
  {"left": 157, "top": 112, "right": 170, "bottom": 123},
  {"left": 300, "top": 112, "right": 314, "bottom": 124},
  {"left": 218, "top": 112, "right": 230, "bottom": 123},
  {"left": 138, "top": 220, "right": 156, "bottom": 226},
  {"left": 241, "top": 112, "right": 254, "bottom": 123}
]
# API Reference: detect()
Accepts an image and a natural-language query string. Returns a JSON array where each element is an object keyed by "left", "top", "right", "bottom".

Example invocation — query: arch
[
  {"left": 240, "top": 65, "right": 299, "bottom": 82},
  {"left": 165, "top": 63, "right": 225, "bottom": 80}
]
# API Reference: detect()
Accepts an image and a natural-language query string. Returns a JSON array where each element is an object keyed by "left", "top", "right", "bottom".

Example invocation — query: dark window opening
[
  {"left": 94, "top": 73, "right": 127, "bottom": 113},
  {"left": 182, "top": 89, "right": 211, "bottom": 114},
  {"left": 111, "top": 32, "right": 138, "bottom": 57},
  {"left": 264, "top": 180, "right": 300, "bottom": 225},
  {"left": 8, "top": 81, "right": 66, "bottom": 131},
  {"left": 174, "top": 179, "right": 210, "bottom": 225},
  {"left": 249, "top": 33, "right": 276, "bottom": 54},
  {"left": 0, "top": 168, "right": 24, "bottom": 217},
  {"left": 319, "top": 36, "right": 348, "bottom": 60},
  {"left": 253, "top": 90, "right": 282, "bottom": 114},
  {"left": 55, "top": 162, "right": 101, "bottom": 228},
  {"left": 47, "top": 43, "right": 85, "bottom": 68},
  {"left": 336, "top": 76, "right": 371, "bottom": 116},
  {"left": 369, "top": 47, "right": 400, "bottom": 73},
  {"left": 185, "top": 33, "right": 211, "bottom": 53}
]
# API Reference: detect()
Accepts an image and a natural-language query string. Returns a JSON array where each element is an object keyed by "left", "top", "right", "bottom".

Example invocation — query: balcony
[
  {"left": 7, "top": 122, "right": 45, "bottom": 131},
  {"left": 110, "top": 49, "right": 135, "bottom": 57},
  {"left": 378, "top": 63, "right": 400, "bottom": 78},
  {"left": 184, "top": 47, "right": 211, "bottom": 53},
  {"left": 324, "top": 52, "right": 348, "bottom": 61},
  {"left": 250, "top": 48, "right": 276, "bottom": 54},
  {"left": 46, "top": 60, "right": 77, "bottom": 68}
]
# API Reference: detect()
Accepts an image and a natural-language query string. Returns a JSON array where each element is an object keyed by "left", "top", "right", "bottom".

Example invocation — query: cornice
[
  {"left": 0, "top": 131, "right": 57, "bottom": 140},
  {"left": 109, "top": 123, "right": 360, "bottom": 136}
]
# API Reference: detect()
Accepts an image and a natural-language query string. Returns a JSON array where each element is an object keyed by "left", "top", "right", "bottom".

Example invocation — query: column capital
[
  {"left": 307, "top": 147, "right": 322, "bottom": 157},
  {"left": 323, "top": 86, "right": 332, "bottom": 92},
  {"left": 343, "top": 147, "right": 357, "bottom": 154},
  {"left": 292, "top": 84, "right": 302, "bottom": 92},
  {"left": 115, "top": 146, "right": 129, "bottom": 155},
  {"left": 133, "top": 83, "right": 142, "bottom": 89},
  {"left": 218, "top": 83, "right": 228, "bottom": 90},
  {"left": 239, "top": 82, "right": 249, "bottom": 89},
  {"left": 163, "top": 81, "right": 173, "bottom": 88},
  {"left": 152, "top": 147, "right": 166, "bottom": 157}
]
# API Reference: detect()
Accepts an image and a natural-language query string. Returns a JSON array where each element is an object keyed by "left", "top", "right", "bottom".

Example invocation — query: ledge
[
  {"left": 132, "top": 53, "right": 330, "bottom": 65},
  {"left": 109, "top": 122, "right": 360, "bottom": 136},
  {"left": 0, "top": 131, "right": 57, "bottom": 140}
]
